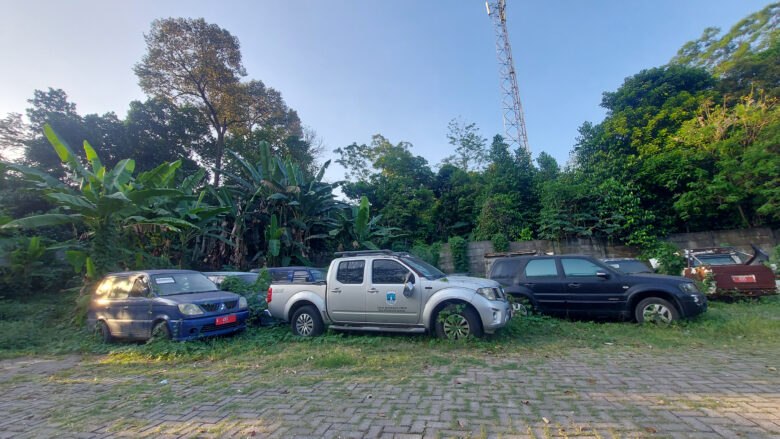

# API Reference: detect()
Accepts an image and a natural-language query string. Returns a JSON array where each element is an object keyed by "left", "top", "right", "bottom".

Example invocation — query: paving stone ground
[{"left": 0, "top": 348, "right": 778, "bottom": 438}]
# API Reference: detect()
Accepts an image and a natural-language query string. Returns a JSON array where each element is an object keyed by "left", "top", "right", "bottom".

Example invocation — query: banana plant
[
  {"left": 0, "top": 124, "right": 196, "bottom": 275},
  {"left": 330, "top": 196, "right": 400, "bottom": 251}
]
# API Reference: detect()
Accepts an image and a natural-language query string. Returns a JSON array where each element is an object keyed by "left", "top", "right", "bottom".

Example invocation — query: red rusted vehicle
[{"left": 682, "top": 246, "right": 777, "bottom": 299}]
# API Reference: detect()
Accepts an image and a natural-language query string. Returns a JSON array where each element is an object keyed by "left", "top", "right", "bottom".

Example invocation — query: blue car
[
  {"left": 87, "top": 269, "right": 250, "bottom": 342},
  {"left": 251, "top": 266, "right": 327, "bottom": 283}
]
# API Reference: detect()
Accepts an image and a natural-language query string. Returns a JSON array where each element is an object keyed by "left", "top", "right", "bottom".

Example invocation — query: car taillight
[{"left": 267, "top": 287, "right": 272, "bottom": 303}]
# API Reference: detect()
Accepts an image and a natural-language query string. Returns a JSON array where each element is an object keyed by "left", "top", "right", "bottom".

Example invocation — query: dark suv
[
  {"left": 88, "top": 269, "right": 250, "bottom": 342},
  {"left": 488, "top": 255, "right": 707, "bottom": 323}
]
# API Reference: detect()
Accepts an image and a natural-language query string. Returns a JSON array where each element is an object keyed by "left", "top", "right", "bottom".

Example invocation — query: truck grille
[
  {"left": 224, "top": 300, "right": 237, "bottom": 310},
  {"left": 200, "top": 303, "right": 219, "bottom": 312}
]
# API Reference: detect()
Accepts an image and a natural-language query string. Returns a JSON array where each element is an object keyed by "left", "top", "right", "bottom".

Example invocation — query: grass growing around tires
[{"left": 2, "top": 292, "right": 778, "bottom": 370}]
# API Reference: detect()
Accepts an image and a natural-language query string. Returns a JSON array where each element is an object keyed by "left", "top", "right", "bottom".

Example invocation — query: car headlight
[
  {"left": 238, "top": 297, "right": 248, "bottom": 309},
  {"left": 679, "top": 283, "right": 699, "bottom": 294},
  {"left": 178, "top": 303, "right": 204, "bottom": 315},
  {"left": 476, "top": 287, "right": 498, "bottom": 301}
]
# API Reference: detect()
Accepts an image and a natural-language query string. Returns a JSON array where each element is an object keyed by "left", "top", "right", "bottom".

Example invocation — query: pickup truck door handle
[
  {"left": 331, "top": 288, "right": 342, "bottom": 293},
  {"left": 367, "top": 288, "right": 379, "bottom": 294},
  {"left": 568, "top": 283, "right": 581, "bottom": 288}
]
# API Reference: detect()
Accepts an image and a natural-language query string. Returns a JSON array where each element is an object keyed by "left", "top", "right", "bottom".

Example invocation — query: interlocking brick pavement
[{"left": 0, "top": 349, "right": 778, "bottom": 438}]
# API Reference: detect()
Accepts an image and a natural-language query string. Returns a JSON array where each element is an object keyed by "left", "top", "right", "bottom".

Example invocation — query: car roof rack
[{"left": 334, "top": 249, "right": 394, "bottom": 258}]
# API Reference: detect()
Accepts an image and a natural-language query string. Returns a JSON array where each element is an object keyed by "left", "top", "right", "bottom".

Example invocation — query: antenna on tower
[{"left": 486, "top": 0, "right": 530, "bottom": 154}]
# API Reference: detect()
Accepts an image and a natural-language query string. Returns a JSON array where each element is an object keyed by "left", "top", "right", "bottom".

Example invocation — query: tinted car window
[
  {"left": 270, "top": 270, "right": 290, "bottom": 282},
  {"left": 336, "top": 261, "right": 365, "bottom": 284},
  {"left": 524, "top": 259, "right": 557, "bottom": 278},
  {"left": 95, "top": 277, "right": 116, "bottom": 297},
  {"left": 109, "top": 276, "right": 132, "bottom": 299},
  {"left": 372, "top": 260, "right": 410, "bottom": 284},
  {"left": 561, "top": 259, "right": 603, "bottom": 277},
  {"left": 130, "top": 277, "right": 150, "bottom": 297},
  {"left": 492, "top": 260, "right": 522, "bottom": 278}
]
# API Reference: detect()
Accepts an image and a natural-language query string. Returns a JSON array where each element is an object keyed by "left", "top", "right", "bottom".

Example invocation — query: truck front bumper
[{"left": 479, "top": 299, "right": 512, "bottom": 334}]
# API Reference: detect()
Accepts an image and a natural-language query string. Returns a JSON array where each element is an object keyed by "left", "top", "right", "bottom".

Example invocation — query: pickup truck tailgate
[{"left": 267, "top": 283, "right": 327, "bottom": 321}]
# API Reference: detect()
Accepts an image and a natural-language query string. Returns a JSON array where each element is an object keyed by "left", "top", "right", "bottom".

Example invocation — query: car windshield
[
  {"left": 401, "top": 256, "right": 446, "bottom": 280},
  {"left": 311, "top": 269, "right": 327, "bottom": 281},
  {"left": 608, "top": 260, "right": 652, "bottom": 274},
  {"left": 152, "top": 273, "right": 218, "bottom": 295},
  {"left": 694, "top": 254, "right": 742, "bottom": 266}
]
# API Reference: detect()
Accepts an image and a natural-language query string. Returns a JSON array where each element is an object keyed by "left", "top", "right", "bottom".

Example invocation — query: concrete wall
[{"left": 438, "top": 227, "right": 779, "bottom": 276}]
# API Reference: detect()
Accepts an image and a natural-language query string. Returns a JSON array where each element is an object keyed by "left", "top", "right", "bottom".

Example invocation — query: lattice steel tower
[{"left": 486, "top": 0, "right": 529, "bottom": 154}]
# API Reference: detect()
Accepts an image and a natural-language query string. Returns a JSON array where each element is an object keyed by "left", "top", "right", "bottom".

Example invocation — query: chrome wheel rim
[
  {"left": 642, "top": 303, "right": 673, "bottom": 324},
  {"left": 296, "top": 313, "right": 314, "bottom": 336},
  {"left": 443, "top": 315, "right": 470, "bottom": 339}
]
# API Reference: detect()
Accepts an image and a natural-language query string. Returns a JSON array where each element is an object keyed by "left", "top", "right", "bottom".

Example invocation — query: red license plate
[
  {"left": 731, "top": 275, "right": 756, "bottom": 283},
  {"left": 215, "top": 314, "right": 237, "bottom": 325}
]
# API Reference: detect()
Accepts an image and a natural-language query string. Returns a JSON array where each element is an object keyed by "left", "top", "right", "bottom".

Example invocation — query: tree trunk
[{"left": 213, "top": 129, "right": 225, "bottom": 186}]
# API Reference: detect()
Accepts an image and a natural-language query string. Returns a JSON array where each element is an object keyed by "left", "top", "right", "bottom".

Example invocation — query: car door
[
  {"left": 365, "top": 258, "right": 421, "bottom": 324},
  {"left": 127, "top": 275, "right": 154, "bottom": 338},
  {"left": 521, "top": 258, "right": 567, "bottom": 314},
  {"left": 327, "top": 259, "right": 366, "bottom": 322},
  {"left": 105, "top": 275, "right": 133, "bottom": 336},
  {"left": 561, "top": 257, "right": 625, "bottom": 316}
]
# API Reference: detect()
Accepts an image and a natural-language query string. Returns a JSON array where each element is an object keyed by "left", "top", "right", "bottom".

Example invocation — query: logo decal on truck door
[{"left": 386, "top": 292, "right": 396, "bottom": 305}]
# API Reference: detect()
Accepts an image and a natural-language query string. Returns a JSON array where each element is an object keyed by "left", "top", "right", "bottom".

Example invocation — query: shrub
[
  {"left": 448, "top": 236, "right": 469, "bottom": 273},
  {"left": 220, "top": 270, "right": 271, "bottom": 325},
  {"left": 491, "top": 233, "right": 509, "bottom": 252},
  {"left": 644, "top": 241, "right": 685, "bottom": 275},
  {"left": 410, "top": 242, "right": 442, "bottom": 268}
]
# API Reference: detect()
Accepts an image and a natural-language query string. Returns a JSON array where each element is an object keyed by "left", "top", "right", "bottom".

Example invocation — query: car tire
[
  {"left": 291, "top": 306, "right": 324, "bottom": 337},
  {"left": 150, "top": 321, "right": 172, "bottom": 341},
  {"left": 434, "top": 304, "right": 483, "bottom": 339},
  {"left": 95, "top": 320, "right": 113, "bottom": 344},
  {"left": 635, "top": 297, "right": 680, "bottom": 324}
]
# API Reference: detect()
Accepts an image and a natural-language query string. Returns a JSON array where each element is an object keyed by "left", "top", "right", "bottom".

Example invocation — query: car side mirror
[
  {"left": 596, "top": 271, "right": 610, "bottom": 280},
  {"left": 403, "top": 281, "right": 414, "bottom": 297}
]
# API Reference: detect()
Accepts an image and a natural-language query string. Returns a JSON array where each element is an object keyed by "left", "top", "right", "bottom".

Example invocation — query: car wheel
[
  {"left": 511, "top": 296, "right": 535, "bottom": 316},
  {"left": 435, "top": 304, "right": 483, "bottom": 339},
  {"left": 150, "top": 321, "right": 172, "bottom": 341},
  {"left": 291, "top": 306, "right": 324, "bottom": 337},
  {"left": 635, "top": 297, "right": 680, "bottom": 325},
  {"left": 95, "top": 320, "right": 113, "bottom": 344}
]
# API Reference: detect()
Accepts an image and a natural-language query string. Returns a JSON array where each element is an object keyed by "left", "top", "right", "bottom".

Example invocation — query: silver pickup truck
[{"left": 267, "top": 250, "right": 512, "bottom": 339}]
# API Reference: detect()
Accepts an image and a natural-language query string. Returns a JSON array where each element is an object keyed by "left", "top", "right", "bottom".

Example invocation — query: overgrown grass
[{"left": 2, "top": 293, "right": 778, "bottom": 368}]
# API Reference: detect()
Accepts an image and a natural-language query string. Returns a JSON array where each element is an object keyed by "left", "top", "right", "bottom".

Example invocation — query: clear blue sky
[{"left": 0, "top": 0, "right": 772, "bottom": 182}]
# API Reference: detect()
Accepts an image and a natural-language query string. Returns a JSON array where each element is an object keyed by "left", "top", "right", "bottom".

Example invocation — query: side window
[
  {"left": 109, "top": 277, "right": 132, "bottom": 299},
  {"left": 336, "top": 260, "right": 365, "bottom": 284},
  {"left": 561, "top": 258, "right": 603, "bottom": 278},
  {"left": 372, "top": 260, "right": 410, "bottom": 284},
  {"left": 270, "top": 270, "right": 289, "bottom": 282},
  {"left": 130, "top": 277, "right": 149, "bottom": 297},
  {"left": 524, "top": 259, "right": 558, "bottom": 278},
  {"left": 292, "top": 270, "right": 310, "bottom": 282},
  {"left": 95, "top": 277, "right": 116, "bottom": 297}
]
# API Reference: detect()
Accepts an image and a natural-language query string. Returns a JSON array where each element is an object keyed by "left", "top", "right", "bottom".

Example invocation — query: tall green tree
[{"left": 135, "top": 17, "right": 247, "bottom": 186}]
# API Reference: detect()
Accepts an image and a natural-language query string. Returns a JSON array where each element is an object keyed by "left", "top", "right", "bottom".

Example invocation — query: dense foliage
[{"left": 0, "top": 6, "right": 777, "bottom": 302}]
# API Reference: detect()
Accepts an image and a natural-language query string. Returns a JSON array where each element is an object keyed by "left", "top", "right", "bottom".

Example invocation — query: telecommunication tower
[{"left": 486, "top": 0, "right": 530, "bottom": 154}]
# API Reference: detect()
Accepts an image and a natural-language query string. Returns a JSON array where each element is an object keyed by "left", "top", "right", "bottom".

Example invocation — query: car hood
[
  {"left": 157, "top": 290, "right": 240, "bottom": 304},
  {"left": 427, "top": 275, "right": 501, "bottom": 291},
  {"left": 624, "top": 273, "right": 690, "bottom": 284}
]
